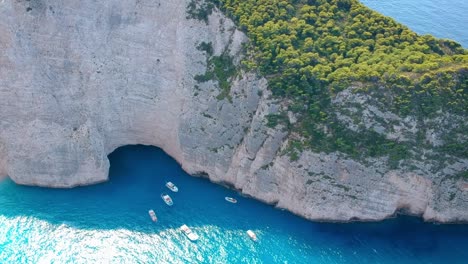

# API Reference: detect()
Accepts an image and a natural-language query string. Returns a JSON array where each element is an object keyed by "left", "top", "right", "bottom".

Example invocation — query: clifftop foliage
[{"left": 192, "top": 0, "right": 468, "bottom": 162}]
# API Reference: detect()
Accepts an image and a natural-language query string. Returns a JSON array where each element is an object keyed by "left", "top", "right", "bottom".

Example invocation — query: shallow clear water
[
  {"left": 1, "top": 145, "right": 468, "bottom": 263},
  {"left": 360, "top": 0, "right": 468, "bottom": 47}
]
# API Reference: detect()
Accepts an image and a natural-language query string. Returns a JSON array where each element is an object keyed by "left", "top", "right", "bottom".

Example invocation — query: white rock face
[{"left": 0, "top": 0, "right": 467, "bottom": 222}]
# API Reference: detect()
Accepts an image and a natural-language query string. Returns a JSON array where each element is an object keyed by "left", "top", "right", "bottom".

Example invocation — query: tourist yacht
[
  {"left": 166, "top": 181, "right": 178, "bottom": 192},
  {"left": 180, "top": 224, "right": 199, "bottom": 241},
  {"left": 161, "top": 193, "right": 173, "bottom": 206},
  {"left": 225, "top": 197, "right": 237, "bottom": 203},
  {"left": 148, "top": 209, "right": 157, "bottom": 222},
  {"left": 247, "top": 230, "right": 257, "bottom": 241}
]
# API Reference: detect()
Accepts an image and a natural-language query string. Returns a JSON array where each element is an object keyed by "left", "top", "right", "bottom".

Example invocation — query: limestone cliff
[{"left": 0, "top": 0, "right": 467, "bottom": 222}]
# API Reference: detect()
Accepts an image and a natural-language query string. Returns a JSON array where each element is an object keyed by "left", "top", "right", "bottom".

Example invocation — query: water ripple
[{"left": 361, "top": 0, "right": 468, "bottom": 47}]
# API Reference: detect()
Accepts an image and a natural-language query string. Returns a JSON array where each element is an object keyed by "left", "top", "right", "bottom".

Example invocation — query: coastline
[
  {"left": 2, "top": 145, "right": 468, "bottom": 263},
  {"left": 210, "top": 178, "right": 468, "bottom": 225},
  {"left": 0, "top": 174, "right": 8, "bottom": 183}
]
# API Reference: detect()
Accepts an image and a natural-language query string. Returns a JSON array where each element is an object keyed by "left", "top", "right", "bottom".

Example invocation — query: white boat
[
  {"left": 166, "top": 181, "right": 178, "bottom": 192},
  {"left": 161, "top": 193, "right": 173, "bottom": 206},
  {"left": 148, "top": 209, "right": 157, "bottom": 222},
  {"left": 247, "top": 230, "right": 257, "bottom": 241},
  {"left": 225, "top": 197, "right": 237, "bottom": 203},
  {"left": 180, "top": 224, "right": 199, "bottom": 241}
]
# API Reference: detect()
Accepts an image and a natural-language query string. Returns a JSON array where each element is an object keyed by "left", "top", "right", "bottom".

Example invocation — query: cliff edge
[{"left": 0, "top": 0, "right": 467, "bottom": 222}]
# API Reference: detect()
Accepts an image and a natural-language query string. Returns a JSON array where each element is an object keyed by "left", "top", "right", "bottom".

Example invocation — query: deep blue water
[
  {"left": 1, "top": 145, "right": 468, "bottom": 263},
  {"left": 361, "top": 0, "right": 468, "bottom": 47}
]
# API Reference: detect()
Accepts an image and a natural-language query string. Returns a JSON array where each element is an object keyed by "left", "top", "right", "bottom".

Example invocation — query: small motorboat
[
  {"left": 161, "top": 193, "right": 173, "bottom": 206},
  {"left": 180, "top": 224, "right": 199, "bottom": 241},
  {"left": 247, "top": 230, "right": 257, "bottom": 241},
  {"left": 148, "top": 209, "right": 158, "bottom": 222},
  {"left": 225, "top": 197, "right": 237, "bottom": 203},
  {"left": 166, "top": 181, "right": 179, "bottom": 192}
]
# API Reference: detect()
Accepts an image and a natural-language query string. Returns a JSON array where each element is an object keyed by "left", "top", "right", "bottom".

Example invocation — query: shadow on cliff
[{"left": 1, "top": 145, "right": 467, "bottom": 249}]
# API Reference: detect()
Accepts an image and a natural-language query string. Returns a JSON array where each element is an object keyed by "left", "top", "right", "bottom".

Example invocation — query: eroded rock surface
[{"left": 0, "top": 0, "right": 467, "bottom": 222}]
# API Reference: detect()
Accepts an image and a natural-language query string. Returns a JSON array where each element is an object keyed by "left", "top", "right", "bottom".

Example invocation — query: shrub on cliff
[{"left": 190, "top": 0, "right": 468, "bottom": 161}]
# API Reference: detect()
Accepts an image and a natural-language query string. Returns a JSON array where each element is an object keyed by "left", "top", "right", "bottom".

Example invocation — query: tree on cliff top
[{"left": 190, "top": 0, "right": 468, "bottom": 161}]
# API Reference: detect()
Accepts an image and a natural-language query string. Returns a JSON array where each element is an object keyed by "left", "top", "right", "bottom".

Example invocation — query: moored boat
[
  {"left": 161, "top": 193, "right": 173, "bottom": 206},
  {"left": 225, "top": 197, "right": 237, "bottom": 203},
  {"left": 166, "top": 181, "right": 178, "bottom": 192},
  {"left": 180, "top": 224, "right": 199, "bottom": 241},
  {"left": 247, "top": 230, "right": 257, "bottom": 241},
  {"left": 148, "top": 209, "right": 157, "bottom": 222}
]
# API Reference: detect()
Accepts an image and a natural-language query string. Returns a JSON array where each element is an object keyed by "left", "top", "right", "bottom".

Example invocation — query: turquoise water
[
  {"left": 361, "top": 0, "right": 468, "bottom": 47},
  {"left": 1, "top": 145, "right": 468, "bottom": 263},
  {"left": 2, "top": 2, "right": 468, "bottom": 261}
]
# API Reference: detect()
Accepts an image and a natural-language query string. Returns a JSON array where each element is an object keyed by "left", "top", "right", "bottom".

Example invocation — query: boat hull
[
  {"left": 161, "top": 194, "right": 173, "bottom": 206},
  {"left": 166, "top": 182, "right": 179, "bottom": 192},
  {"left": 148, "top": 210, "right": 157, "bottom": 222},
  {"left": 247, "top": 230, "right": 257, "bottom": 241},
  {"left": 181, "top": 224, "right": 199, "bottom": 241},
  {"left": 225, "top": 197, "right": 237, "bottom": 203}
]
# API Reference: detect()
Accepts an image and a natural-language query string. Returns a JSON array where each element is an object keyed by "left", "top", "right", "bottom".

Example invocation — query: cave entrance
[{"left": 107, "top": 145, "right": 185, "bottom": 185}]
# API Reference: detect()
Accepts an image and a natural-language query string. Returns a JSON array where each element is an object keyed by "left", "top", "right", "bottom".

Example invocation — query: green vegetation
[
  {"left": 197, "top": 41, "right": 214, "bottom": 56},
  {"left": 266, "top": 113, "right": 290, "bottom": 129},
  {"left": 187, "top": 0, "right": 216, "bottom": 23},
  {"left": 190, "top": 0, "right": 468, "bottom": 162},
  {"left": 452, "top": 171, "right": 468, "bottom": 181},
  {"left": 449, "top": 192, "right": 456, "bottom": 201},
  {"left": 195, "top": 42, "right": 237, "bottom": 101}
]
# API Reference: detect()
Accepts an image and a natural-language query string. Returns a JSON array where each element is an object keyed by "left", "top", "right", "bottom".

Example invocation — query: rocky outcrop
[{"left": 0, "top": 0, "right": 467, "bottom": 222}]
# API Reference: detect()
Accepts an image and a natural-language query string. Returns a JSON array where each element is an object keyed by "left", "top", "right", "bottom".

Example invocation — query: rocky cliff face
[{"left": 0, "top": 0, "right": 467, "bottom": 222}]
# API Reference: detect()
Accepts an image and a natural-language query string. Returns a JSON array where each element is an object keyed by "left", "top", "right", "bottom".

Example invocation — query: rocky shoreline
[{"left": 0, "top": 0, "right": 466, "bottom": 223}]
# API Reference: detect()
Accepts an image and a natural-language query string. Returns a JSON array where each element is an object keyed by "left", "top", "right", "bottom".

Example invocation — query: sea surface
[
  {"left": 1, "top": 145, "right": 468, "bottom": 263},
  {"left": 2, "top": 2, "right": 468, "bottom": 263},
  {"left": 360, "top": 0, "right": 468, "bottom": 47}
]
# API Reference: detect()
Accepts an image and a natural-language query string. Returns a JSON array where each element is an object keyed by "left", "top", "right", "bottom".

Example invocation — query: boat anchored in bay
[
  {"left": 247, "top": 230, "right": 257, "bottom": 241},
  {"left": 166, "top": 181, "right": 178, "bottom": 192},
  {"left": 180, "top": 224, "right": 199, "bottom": 241},
  {"left": 161, "top": 193, "right": 173, "bottom": 206},
  {"left": 148, "top": 209, "right": 158, "bottom": 222},
  {"left": 225, "top": 197, "right": 237, "bottom": 203}
]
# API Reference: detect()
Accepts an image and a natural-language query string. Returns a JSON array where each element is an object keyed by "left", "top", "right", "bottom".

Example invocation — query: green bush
[{"left": 202, "top": 0, "right": 468, "bottom": 161}]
